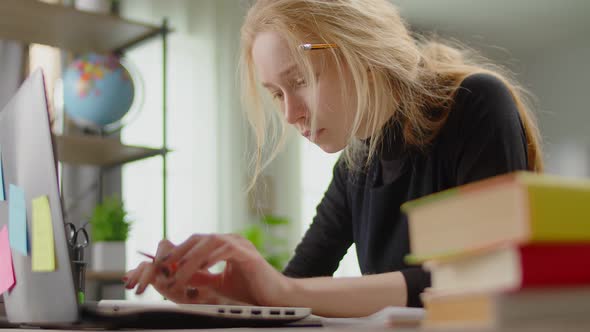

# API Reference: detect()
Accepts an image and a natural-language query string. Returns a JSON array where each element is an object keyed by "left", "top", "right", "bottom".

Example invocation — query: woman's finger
[
  {"left": 155, "top": 277, "right": 207, "bottom": 303},
  {"left": 201, "top": 243, "right": 233, "bottom": 270},
  {"left": 135, "top": 262, "right": 157, "bottom": 295},
  {"left": 170, "top": 238, "right": 221, "bottom": 286},
  {"left": 180, "top": 236, "right": 220, "bottom": 268},
  {"left": 153, "top": 269, "right": 220, "bottom": 302},
  {"left": 175, "top": 234, "right": 260, "bottom": 286},
  {"left": 123, "top": 268, "right": 137, "bottom": 287},
  {"left": 125, "top": 262, "right": 149, "bottom": 289},
  {"left": 185, "top": 234, "right": 254, "bottom": 268},
  {"left": 152, "top": 269, "right": 213, "bottom": 293},
  {"left": 155, "top": 239, "right": 175, "bottom": 258},
  {"left": 153, "top": 272, "right": 170, "bottom": 292},
  {"left": 183, "top": 286, "right": 224, "bottom": 305},
  {"left": 158, "top": 282, "right": 187, "bottom": 303},
  {"left": 188, "top": 270, "right": 221, "bottom": 287},
  {"left": 156, "top": 234, "right": 206, "bottom": 266},
  {"left": 218, "top": 234, "right": 260, "bottom": 263},
  {"left": 154, "top": 239, "right": 178, "bottom": 277},
  {"left": 160, "top": 236, "right": 214, "bottom": 283}
]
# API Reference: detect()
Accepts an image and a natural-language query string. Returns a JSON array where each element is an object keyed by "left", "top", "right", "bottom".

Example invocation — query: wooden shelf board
[
  {"left": 55, "top": 134, "right": 167, "bottom": 168},
  {"left": 86, "top": 270, "right": 125, "bottom": 282},
  {"left": 0, "top": 0, "right": 162, "bottom": 53}
]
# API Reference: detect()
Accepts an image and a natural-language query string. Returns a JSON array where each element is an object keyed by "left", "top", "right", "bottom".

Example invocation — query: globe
[{"left": 62, "top": 53, "right": 135, "bottom": 132}]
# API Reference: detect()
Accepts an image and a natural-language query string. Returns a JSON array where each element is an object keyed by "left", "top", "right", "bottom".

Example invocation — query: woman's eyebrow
[
  {"left": 278, "top": 63, "right": 300, "bottom": 78},
  {"left": 261, "top": 64, "right": 301, "bottom": 88}
]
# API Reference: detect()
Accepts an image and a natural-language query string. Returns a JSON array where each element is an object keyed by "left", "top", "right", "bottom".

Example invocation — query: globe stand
[{"left": 80, "top": 126, "right": 104, "bottom": 136}]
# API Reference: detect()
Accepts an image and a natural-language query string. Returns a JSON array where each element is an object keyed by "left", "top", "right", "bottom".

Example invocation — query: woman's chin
[{"left": 318, "top": 142, "right": 346, "bottom": 154}]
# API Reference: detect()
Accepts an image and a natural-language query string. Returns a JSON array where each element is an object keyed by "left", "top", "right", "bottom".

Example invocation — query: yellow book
[{"left": 401, "top": 171, "right": 590, "bottom": 262}]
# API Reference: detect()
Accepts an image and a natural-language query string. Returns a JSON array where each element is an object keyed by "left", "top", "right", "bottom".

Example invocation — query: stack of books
[{"left": 402, "top": 171, "right": 590, "bottom": 329}]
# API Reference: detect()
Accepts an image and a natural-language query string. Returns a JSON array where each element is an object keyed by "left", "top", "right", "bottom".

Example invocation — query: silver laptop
[{"left": 0, "top": 69, "right": 311, "bottom": 328}]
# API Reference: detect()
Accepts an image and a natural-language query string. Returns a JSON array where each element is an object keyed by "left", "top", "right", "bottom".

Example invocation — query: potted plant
[
  {"left": 89, "top": 195, "right": 132, "bottom": 272},
  {"left": 241, "top": 215, "right": 291, "bottom": 271}
]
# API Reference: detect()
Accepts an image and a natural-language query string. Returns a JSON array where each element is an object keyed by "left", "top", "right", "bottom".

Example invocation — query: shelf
[
  {"left": 55, "top": 134, "right": 167, "bottom": 168},
  {"left": 86, "top": 270, "right": 125, "bottom": 282},
  {"left": 0, "top": 0, "right": 162, "bottom": 53}
]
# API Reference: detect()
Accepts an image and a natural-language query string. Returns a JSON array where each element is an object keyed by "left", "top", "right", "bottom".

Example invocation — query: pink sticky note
[{"left": 0, "top": 225, "right": 16, "bottom": 294}]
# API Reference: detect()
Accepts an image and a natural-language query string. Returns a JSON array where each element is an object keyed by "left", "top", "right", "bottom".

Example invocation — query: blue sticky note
[
  {"left": 9, "top": 184, "right": 28, "bottom": 256},
  {"left": 0, "top": 146, "right": 5, "bottom": 201}
]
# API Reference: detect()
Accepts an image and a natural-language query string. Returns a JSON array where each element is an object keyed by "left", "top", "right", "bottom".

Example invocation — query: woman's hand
[
  {"left": 124, "top": 234, "right": 293, "bottom": 306},
  {"left": 124, "top": 239, "right": 191, "bottom": 302}
]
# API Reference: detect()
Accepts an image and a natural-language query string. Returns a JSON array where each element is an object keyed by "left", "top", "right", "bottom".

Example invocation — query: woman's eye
[
  {"left": 294, "top": 77, "right": 307, "bottom": 87},
  {"left": 272, "top": 91, "right": 284, "bottom": 100}
]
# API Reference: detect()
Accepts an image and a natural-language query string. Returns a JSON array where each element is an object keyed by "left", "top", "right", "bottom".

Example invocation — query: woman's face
[{"left": 252, "top": 31, "right": 356, "bottom": 153}]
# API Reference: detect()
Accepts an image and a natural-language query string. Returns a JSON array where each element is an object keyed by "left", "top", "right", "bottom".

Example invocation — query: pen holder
[
  {"left": 71, "top": 245, "right": 87, "bottom": 304},
  {"left": 66, "top": 221, "right": 90, "bottom": 304}
]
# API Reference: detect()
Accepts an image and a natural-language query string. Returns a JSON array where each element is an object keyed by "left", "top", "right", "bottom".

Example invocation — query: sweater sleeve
[
  {"left": 400, "top": 267, "right": 431, "bottom": 307},
  {"left": 283, "top": 158, "right": 353, "bottom": 277}
]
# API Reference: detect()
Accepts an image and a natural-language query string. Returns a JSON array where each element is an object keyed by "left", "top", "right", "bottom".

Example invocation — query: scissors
[{"left": 65, "top": 222, "right": 89, "bottom": 250}]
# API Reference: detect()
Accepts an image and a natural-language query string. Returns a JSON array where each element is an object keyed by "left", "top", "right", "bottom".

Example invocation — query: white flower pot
[
  {"left": 75, "top": 0, "right": 112, "bottom": 14},
  {"left": 91, "top": 242, "right": 126, "bottom": 272}
]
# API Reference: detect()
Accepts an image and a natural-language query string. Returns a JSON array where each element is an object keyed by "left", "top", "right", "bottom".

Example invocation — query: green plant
[
  {"left": 240, "top": 215, "right": 291, "bottom": 271},
  {"left": 89, "top": 195, "right": 132, "bottom": 242}
]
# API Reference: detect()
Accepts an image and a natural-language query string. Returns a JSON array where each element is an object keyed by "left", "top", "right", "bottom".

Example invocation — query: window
[
  {"left": 298, "top": 138, "right": 361, "bottom": 277},
  {"left": 120, "top": 5, "right": 220, "bottom": 301}
]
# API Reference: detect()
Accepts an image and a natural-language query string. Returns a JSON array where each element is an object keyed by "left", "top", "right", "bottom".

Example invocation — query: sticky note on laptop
[
  {"left": 32, "top": 195, "right": 56, "bottom": 272},
  {"left": 0, "top": 146, "right": 5, "bottom": 201},
  {"left": 0, "top": 225, "right": 16, "bottom": 294},
  {"left": 9, "top": 184, "right": 29, "bottom": 256}
]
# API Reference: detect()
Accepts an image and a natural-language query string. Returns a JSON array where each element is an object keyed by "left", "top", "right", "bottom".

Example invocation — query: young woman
[{"left": 124, "top": 0, "right": 543, "bottom": 317}]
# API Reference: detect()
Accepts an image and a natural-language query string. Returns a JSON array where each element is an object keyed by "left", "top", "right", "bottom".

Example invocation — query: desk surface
[{"left": 3, "top": 326, "right": 590, "bottom": 332}]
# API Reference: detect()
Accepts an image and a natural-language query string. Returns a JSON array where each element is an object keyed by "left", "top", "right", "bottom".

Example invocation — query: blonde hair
[{"left": 240, "top": 0, "right": 543, "bottom": 189}]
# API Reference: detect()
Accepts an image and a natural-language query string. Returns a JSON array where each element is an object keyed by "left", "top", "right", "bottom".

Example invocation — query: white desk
[{"left": 3, "top": 326, "right": 590, "bottom": 332}]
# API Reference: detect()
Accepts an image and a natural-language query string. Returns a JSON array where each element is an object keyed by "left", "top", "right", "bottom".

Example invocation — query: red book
[
  {"left": 519, "top": 244, "right": 590, "bottom": 286},
  {"left": 427, "top": 243, "right": 590, "bottom": 293}
]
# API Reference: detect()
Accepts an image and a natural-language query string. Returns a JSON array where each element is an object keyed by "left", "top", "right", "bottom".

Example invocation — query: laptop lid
[{"left": 0, "top": 69, "right": 79, "bottom": 324}]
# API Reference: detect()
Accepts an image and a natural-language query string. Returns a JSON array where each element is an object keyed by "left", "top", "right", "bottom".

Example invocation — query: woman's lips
[{"left": 303, "top": 128, "right": 325, "bottom": 141}]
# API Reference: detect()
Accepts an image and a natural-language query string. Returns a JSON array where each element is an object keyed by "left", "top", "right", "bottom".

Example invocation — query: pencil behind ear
[{"left": 299, "top": 43, "right": 338, "bottom": 51}]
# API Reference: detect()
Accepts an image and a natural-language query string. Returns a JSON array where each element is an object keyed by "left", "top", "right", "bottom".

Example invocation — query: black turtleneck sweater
[{"left": 283, "top": 73, "right": 530, "bottom": 307}]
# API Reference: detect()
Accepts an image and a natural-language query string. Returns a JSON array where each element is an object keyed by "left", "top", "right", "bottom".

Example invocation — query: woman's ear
[{"left": 367, "top": 67, "right": 375, "bottom": 85}]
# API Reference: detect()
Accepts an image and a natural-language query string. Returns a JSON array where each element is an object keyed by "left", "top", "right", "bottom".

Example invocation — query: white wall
[
  {"left": 299, "top": 139, "right": 361, "bottom": 277},
  {"left": 520, "top": 44, "right": 590, "bottom": 176}
]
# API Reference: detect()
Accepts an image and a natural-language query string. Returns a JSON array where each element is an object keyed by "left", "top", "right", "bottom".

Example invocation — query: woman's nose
[{"left": 284, "top": 94, "right": 306, "bottom": 125}]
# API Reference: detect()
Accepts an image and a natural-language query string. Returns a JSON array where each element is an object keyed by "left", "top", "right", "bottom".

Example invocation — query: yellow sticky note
[{"left": 32, "top": 196, "right": 56, "bottom": 272}]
